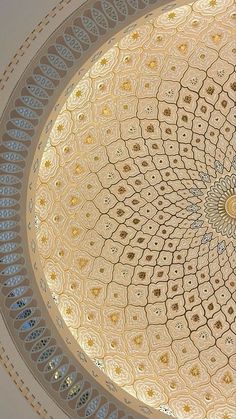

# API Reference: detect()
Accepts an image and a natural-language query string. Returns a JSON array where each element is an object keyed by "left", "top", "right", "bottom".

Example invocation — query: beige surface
[
  {"left": 0, "top": 0, "right": 87, "bottom": 114},
  {"left": 0, "top": 0, "right": 59, "bottom": 74},
  {"left": 0, "top": 366, "right": 39, "bottom": 419},
  {"left": 34, "top": 0, "right": 236, "bottom": 417},
  {"left": 0, "top": 314, "right": 69, "bottom": 419}
]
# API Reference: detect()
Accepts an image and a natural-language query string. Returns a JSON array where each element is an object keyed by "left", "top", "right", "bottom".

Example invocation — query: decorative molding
[
  {"left": 0, "top": 0, "right": 235, "bottom": 419},
  {"left": 0, "top": 0, "right": 74, "bottom": 91},
  {"left": 0, "top": 0, "right": 195, "bottom": 418}
]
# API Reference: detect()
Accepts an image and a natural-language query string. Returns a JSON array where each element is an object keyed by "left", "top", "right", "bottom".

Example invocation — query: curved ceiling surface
[
  {"left": 34, "top": 0, "right": 235, "bottom": 418},
  {"left": 0, "top": 0, "right": 59, "bottom": 75}
]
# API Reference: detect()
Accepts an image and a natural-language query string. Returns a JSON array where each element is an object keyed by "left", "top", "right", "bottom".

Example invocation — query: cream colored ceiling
[
  {"left": 0, "top": 366, "right": 39, "bottom": 419},
  {"left": 35, "top": 0, "right": 236, "bottom": 417},
  {"left": 0, "top": 0, "right": 59, "bottom": 75}
]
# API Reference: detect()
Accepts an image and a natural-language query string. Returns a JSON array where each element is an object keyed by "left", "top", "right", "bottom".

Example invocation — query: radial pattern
[{"left": 35, "top": 0, "right": 236, "bottom": 417}]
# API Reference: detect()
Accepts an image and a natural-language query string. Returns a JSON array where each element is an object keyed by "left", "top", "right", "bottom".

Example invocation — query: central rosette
[
  {"left": 205, "top": 175, "right": 236, "bottom": 238},
  {"left": 225, "top": 195, "right": 236, "bottom": 218}
]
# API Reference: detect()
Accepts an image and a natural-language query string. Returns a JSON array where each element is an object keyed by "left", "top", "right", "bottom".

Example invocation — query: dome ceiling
[{"left": 34, "top": 0, "right": 236, "bottom": 417}]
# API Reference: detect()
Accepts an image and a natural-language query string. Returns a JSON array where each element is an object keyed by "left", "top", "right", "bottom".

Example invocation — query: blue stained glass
[
  {"left": 0, "top": 163, "right": 22, "bottom": 173},
  {"left": 214, "top": 160, "right": 223, "bottom": 173},
  {"left": 0, "top": 208, "right": 17, "bottom": 218},
  {"left": 7, "top": 129, "right": 31, "bottom": 141},
  {"left": 25, "top": 327, "right": 45, "bottom": 342},
  {"left": 77, "top": 388, "right": 91, "bottom": 409},
  {"left": 101, "top": 2, "right": 118, "bottom": 21},
  {"left": 21, "top": 96, "right": 43, "bottom": 109},
  {"left": 16, "top": 307, "right": 35, "bottom": 320},
  {"left": 189, "top": 187, "right": 203, "bottom": 196},
  {"left": 7, "top": 286, "right": 27, "bottom": 298},
  {"left": 31, "top": 337, "right": 50, "bottom": 353},
  {"left": 51, "top": 364, "right": 69, "bottom": 382},
  {"left": 201, "top": 233, "right": 212, "bottom": 244},
  {"left": 15, "top": 106, "right": 38, "bottom": 119},
  {"left": 1, "top": 265, "right": 22, "bottom": 276},
  {"left": 4, "top": 140, "right": 27, "bottom": 152},
  {"left": 33, "top": 74, "right": 55, "bottom": 90},
  {"left": 59, "top": 372, "right": 77, "bottom": 392},
  {"left": 55, "top": 44, "right": 74, "bottom": 61},
  {"left": 66, "top": 381, "right": 83, "bottom": 400},
  {"left": 199, "top": 172, "right": 210, "bottom": 183},
  {"left": 10, "top": 119, "right": 34, "bottom": 130},
  {"left": 92, "top": 8, "right": 108, "bottom": 29},
  {"left": 191, "top": 220, "right": 204, "bottom": 229},
  {"left": 27, "top": 85, "right": 49, "bottom": 100},
  {"left": 0, "top": 231, "right": 17, "bottom": 241},
  {"left": 3, "top": 275, "right": 25, "bottom": 287},
  {"left": 47, "top": 54, "right": 67, "bottom": 71},
  {"left": 44, "top": 354, "right": 62, "bottom": 371},
  {"left": 107, "top": 411, "right": 118, "bottom": 419},
  {"left": 0, "top": 198, "right": 17, "bottom": 207},
  {"left": 0, "top": 253, "right": 20, "bottom": 264},
  {"left": 37, "top": 346, "right": 56, "bottom": 363},
  {"left": 0, "top": 186, "right": 18, "bottom": 195},
  {"left": 63, "top": 34, "right": 82, "bottom": 53},
  {"left": 95, "top": 403, "right": 109, "bottom": 419},
  {"left": 39, "top": 64, "right": 60, "bottom": 80},
  {"left": 218, "top": 241, "right": 225, "bottom": 254},
  {"left": 81, "top": 16, "right": 99, "bottom": 36},
  {"left": 187, "top": 204, "right": 200, "bottom": 213},
  {"left": 232, "top": 155, "right": 236, "bottom": 170},
  {"left": 0, "top": 242, "right": 18, "bottom": 252},
  {"left": 0, "top": 174, "right": 20, "bottom": 185},
  {"left": 20, "top": 318, "right": 39, "bottom": 331},
  {"left": 114, "top": 0, "right": 128, "bottom": 15},
  {"left": 1, "top": 152, "right": 24, "bottom": 162},
  {"left": 10, "top": 296, "right": 32, "bottom": 310},
  {"left": 0, "top": 220, "right": 18, "bottom": 229},
  {"left": 73, "top": 25, "right": 90, "bottom": 44},
  {"left": 85, "top": 396, "right": 100, "bottom": 416}
]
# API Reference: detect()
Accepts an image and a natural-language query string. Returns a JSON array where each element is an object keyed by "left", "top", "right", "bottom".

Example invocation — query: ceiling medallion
[
  {"left": 34, "top": 0, "right": 236, "bottom": 417},
  {"left": 205, "top": 175, "right": 236, "bottom": 238}
]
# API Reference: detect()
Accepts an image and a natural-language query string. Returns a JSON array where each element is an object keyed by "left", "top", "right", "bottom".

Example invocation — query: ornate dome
[
  {"left": 0, "top": 0, "right": 235, "bottom": 418},
  {"left": 34, "top": 0, "right": 236, "bottom": 417}
]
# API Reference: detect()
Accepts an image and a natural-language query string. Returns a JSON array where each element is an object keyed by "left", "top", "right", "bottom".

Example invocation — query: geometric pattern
[
  {"left": 2, "top": 0, "right": 182, "bottom": 417},
  {"left": 36, "top": 0, "right": 236, "bottom": 417},
  {"left": 205, "top": 175, "right": 236, "bottom": 238}
]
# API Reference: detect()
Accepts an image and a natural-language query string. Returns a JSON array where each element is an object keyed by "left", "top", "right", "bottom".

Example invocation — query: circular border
[{"left": 0, "top": 1, "right": 192, "bottom": 417}]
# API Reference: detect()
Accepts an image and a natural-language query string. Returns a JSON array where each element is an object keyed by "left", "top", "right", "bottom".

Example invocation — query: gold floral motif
[
  {"left": 131, "top": 32, "right": 139, "bottom": 40},
  {"left": 75, "top": 89, "right": 82, "bottom": 98},
  {"left": 57, "top": 124, "right": 64, "bottom": 132},
  {"left": 100, "top": 58, "right": 108, "bottom": 66},
  {"left": 168, "top": 12, "right": 176, "bottom": 20},
  {"left": 35, "top": 1, "right": 236, "bottom": 416},
  {"left": 183, "top": 404, "right": 191, "bottom": 413}
]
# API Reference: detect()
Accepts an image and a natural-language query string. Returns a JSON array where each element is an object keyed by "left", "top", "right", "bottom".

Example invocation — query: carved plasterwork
[
  {"left": 35, "top": 0, "right": 236, "bottom": 417},
  {"left": 0, "top": 0, "right": 235, "bottom": 418},
  {"left": 1, "top": 0, "right": 191, "bottom": 418}
]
